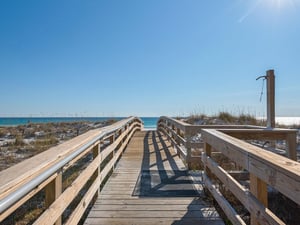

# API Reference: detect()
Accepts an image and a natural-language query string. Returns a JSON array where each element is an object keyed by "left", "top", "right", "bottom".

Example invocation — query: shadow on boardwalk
[
  {"left": 133, "top": 131, "right": 223, "bottom": 225},
  {"left": 133, "top": 131, "right": 199, "bottom": 197}
]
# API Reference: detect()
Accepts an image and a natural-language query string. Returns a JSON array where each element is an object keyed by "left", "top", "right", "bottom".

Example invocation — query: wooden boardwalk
[{"left": 84, "top": 131, "right": 224, "bottom": 225}]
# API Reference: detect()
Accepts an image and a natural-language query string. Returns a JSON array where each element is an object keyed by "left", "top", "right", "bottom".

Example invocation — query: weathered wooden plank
[
  {"left": 93, "top": 199, "right": 204, "bottom": 205},
  {"left": 220, "top": 129, "right": 296, "bottom": 140},
  {"left": 85, "top": 218, "right": 224, "bottom": 225},
  {"left": 87, "top": 209, "right": 219, "bottom": 218},
  {"left": 98, "top": 195, "right": 141, "bottom": 200},
  {"left": 100, "top": 190, "right": 134, "bottom": 195},
  {"left": 90, "top": 204, "right": 211, "bottom": 211}
]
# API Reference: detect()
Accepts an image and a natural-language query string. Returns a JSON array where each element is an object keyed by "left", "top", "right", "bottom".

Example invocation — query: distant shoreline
[
  {"left": 1, "top": 116, "right": 300, "bottom": 127},
  {"left": 0, "top": 117, "right": 159, "bottom": 129}
]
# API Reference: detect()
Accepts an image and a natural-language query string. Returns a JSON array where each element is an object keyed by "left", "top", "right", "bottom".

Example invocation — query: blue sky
[{"left": 1, "top": 0, "right": 300, "bottom": 117}]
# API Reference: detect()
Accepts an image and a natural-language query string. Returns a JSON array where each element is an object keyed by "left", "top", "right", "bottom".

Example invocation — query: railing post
[
  {"left": 176, "top": 128, "right": 181, "bottom": 145},
  {"left": 167, "top": 122, "right": 171, "bottom": 142},
  {"left": 171, "top": 125, "right": 175, "bottom": 140},
  {"left": 110, "top": 134, "right": 115, "bottom": 170},
  {"left": 203, "top": 143, "right": 212, "bottom": 178},
  {"left": 286, "top": 132, "right": 297, "bottom": 161},
  {"left": 250, "top": 174, "right": 267, "bottom": 225},
  {"left": 185, "top": 127, "right": 192, "bottom": 169},
  {"left": 45, "top": 170, "right": 62, "bottom": 225},
  {"left": 92, "top": 143, "right": 101, "bottom": 196},
  {"left": 110, "top": 134, "right": 115, "bottom": 145}
]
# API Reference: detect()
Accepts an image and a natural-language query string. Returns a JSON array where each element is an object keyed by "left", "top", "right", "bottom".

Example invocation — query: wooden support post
[
  {"left": 250, "top": 174, "right": 268, "bottom": 225},
  {"left": 172, "top": 125, "right": 175, "bottom": 140},
  {"left": 167, "top": 124, "right": 171, "bottom": 142},
  {"left": 286, "top": 132, "right": 297, "bottom": 161},
  {"left": 110, "top": 134, "right": 115, "bottom": 145},
  {"left": 110, "top": 135, "right": 115, "bottom": 170},
  {"left": 176, "top": 128, "right": 181, "bottom": 145},
  {"left": 45, "top": 170, "right": 62, "bottom": 225},
  {"left": 92, "top": 144, "right": 101, "bottom": 196},
  {"left": 204, "top": 143, "right": 212, "bottom": 178},
  {"left": 266, "top": 70, "right": 275, "bottom": 129},
  {"left": 185, "top": 127, "right": 192, "bottom": 169}
]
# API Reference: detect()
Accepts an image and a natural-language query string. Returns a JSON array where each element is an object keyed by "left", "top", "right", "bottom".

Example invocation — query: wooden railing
[
  {"left": 0, "top": 117, "right": 142, "bottom": 225},
  {"left": 157, "top": 116, "right": 299, "bottom": 225},
  {"left": 202, "top": 129, "right": 300, "bottom": 225},
  {"left": 157, "top": 116, "right": 269, "bottom": 167}
]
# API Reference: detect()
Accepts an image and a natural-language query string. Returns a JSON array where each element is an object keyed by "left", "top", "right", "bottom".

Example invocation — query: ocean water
[
  {"left": 141, "top": 117, "right": 159, "bottom": 129},
  {"left": 0, "top": 117, "right": 159, "bottom": 129},
  {"left": 1, "top": 117, "right": 298, "bottom": 129}
]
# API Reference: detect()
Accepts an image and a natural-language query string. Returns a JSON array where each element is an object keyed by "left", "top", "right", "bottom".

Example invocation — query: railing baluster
[
  {"left": 92, "top": 143, "right": 101, "bottom": 196},
  {"left": 204, "top": 143, "right": 212, "bottom": 179},
  {"left": 185, "top": 127, "right": 192, "bottom": 169},
  {"left": 286, "top": 132, "right": 297, "bottom": 160},
  {"left": 250, "top": 174, "right": 268, "bottom": 225},
  {"left": 45, "top": 170, "right": 62, "bottom": 225}
]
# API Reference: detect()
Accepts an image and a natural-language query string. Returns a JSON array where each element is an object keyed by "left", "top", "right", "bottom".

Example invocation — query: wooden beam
[{"left": 220, "top": 129, "right": 294, "bottom": 140}]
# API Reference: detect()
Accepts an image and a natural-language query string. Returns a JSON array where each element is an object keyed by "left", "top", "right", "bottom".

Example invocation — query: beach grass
[{"left": 185, "top": 111, "right": 265, "bottom": 126}]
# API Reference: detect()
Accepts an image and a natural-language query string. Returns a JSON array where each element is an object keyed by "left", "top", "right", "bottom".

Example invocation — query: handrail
[
  {"left": 0, "top": 117, "right": 142, "bottom": 224},
  {"left": 157, "top": 116, "right": 298, "bottom": 167}
]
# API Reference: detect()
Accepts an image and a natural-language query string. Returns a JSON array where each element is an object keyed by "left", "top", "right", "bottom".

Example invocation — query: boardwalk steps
[{"left": 84, "top": 131, "right": 224, "bottom": 225}]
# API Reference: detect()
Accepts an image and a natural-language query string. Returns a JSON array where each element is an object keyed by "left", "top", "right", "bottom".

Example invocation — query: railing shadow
[
  {"left": 133, "top": 131, "right": 199, "bottom": 197},
  {"left": 131, "top": 131, "right": 224, "bottom": 224}
]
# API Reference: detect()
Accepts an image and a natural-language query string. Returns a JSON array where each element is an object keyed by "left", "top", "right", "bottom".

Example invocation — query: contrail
[{"left": 238, "top": 0, "right": 262, "bottom": 23}]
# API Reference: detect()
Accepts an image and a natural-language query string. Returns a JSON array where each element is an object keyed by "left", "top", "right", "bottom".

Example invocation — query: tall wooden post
[{"left": 266, "top": 70, "right": 275, "bottom": 128}]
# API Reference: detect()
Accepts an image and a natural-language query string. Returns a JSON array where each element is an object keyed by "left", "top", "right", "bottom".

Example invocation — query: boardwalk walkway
[{"left": 84, "top": 131, "right": 224, "bottom": 225}]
